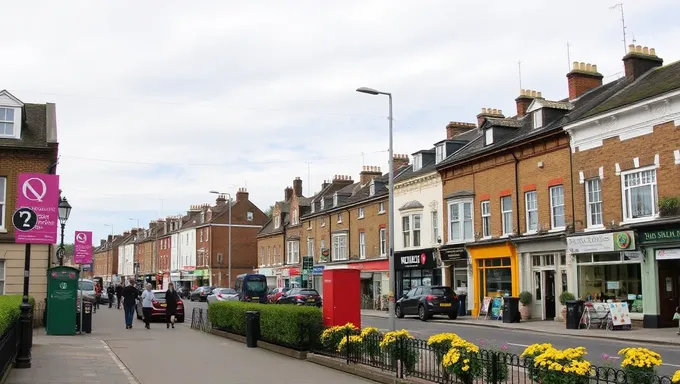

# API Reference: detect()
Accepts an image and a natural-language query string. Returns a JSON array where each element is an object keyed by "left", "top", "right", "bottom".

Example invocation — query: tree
[{"left": 264, "top": 205, "right": 274, "bottom": 218}]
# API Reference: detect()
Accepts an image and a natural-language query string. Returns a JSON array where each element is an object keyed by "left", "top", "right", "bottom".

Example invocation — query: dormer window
[
  {"left": 369, "top": 181, "right": 375, "bottom": 197},
  {"left": 311, "top": 201, "right": 316, "bottom": 213},
  {"left": 333, "top": 193, "right": 338, "bottom": 207},
  {"left": 533, "top": 109, "right": 543, "bottom": 129},
  {"left": 435, "top": 144, "right": 445, "bottom": 163},
  {"left": 484, "top": 128, "right": 494, "bottom": 146},
  {"left": 320, "top": 198, "right": 325, "bottom": 209},
  {"left": 413, "top": 154, "right": 422, "bottom": 172},
  {"left": 274, "top": 215, "right": 281, "bottom": 229},
  {"left": 0, "top": 107, "right": 19, "bottom": 139}
]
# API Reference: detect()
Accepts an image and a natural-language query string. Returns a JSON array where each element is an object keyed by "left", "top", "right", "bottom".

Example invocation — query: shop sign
[
  {"left": 347, "top": 259, "right": 389, "bottom": 271},
  {"left": 258, "top": 267, "right": 274, "bottom": 277},
  {"left": 440, "top": 247, "right": 467, "bottom": 262},
  {"left": 312, "top": 266, "right": 325, "bottom": 275},
  {"left": 639, "top": 228, "right": 680, "bottom": 244},
  {"left": 656, "top": 248, "right": 680, "bottom": 260},
  {"left": 394, "top": 249, "right": 438, "bottom": 270},
  {"left": 183, "top": 266, "right": 196, "bottom": 271},
  {"left": 566, "top": 231, "right": 635, "bottom": 254},
  {"left": 194, "top": 270, "right": 204, "bottom": 277}
]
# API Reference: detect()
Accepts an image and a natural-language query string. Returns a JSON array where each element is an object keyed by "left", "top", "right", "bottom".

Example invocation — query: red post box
[{"left": 322, "top": 269, "right": 361, "bottom": 328}]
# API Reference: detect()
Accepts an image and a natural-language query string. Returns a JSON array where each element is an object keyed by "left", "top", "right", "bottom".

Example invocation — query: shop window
[
  {"left": 550, "top": 185, "right": 566, "bottom": 229},
  {"left": 525, "top": 191, "right": 538, "bottom": 233},
  {"left": 477, "top": 257, "right": 513, "bottom": 299},
  {"left": 332, "top": 234, "right": 347, "bottom": 261},
  {"left": 585, "top": 178, "right": 603, "bottom": 228},
  {"left": 544, "top": 255, "right": 555, "bottom": 266},
  {"left": 448, "top": 199, "right": 473, "bottom": 242},
  {"left": 532, "top": 255, "right": 541, "bottom": 267},
  {"left": 577, "top": 263, "right": 642, "bottom": 312},
  {"left": 501, "top": 196, "right": 513, "bottom": 235},
  {"left": 560, "top": 254, "right": 566, "bottom": 266},
  {"left": 621, "top": 167, "right": 658, "bottom": 221},
  {"left": 481, "top": 201, "right": 491, "bottom": 238}
]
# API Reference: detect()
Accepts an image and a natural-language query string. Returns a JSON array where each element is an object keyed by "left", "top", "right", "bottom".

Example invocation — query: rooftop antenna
[
  {"left": 631, "top": 33, "right": 637, "bottom": 44},
  {"left": 566, "top": 42, "right": 572, "bottom": 71},
  {"left": 305, "top": 162, "right": 312, "bottom": 196},
  {"left": 517, "top": 60, "right": 522, "bottom": 90},
  {"left": 361, "top": 152, "right": 365, "bottom": 166},
  {"left": 610, "top": 3, "right": 627, "bottom": 55}
]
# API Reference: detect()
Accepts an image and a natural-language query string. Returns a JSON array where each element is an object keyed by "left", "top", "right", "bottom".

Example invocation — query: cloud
[{"left": 5, "top": 0, "right": 679, "bottom": 245}]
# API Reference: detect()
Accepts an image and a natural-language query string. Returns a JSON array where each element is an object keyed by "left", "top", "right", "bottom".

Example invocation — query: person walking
[
  {"left": 107, "top": 284, "right": 115, "bottom": 308},
  {"left": 115, "top": 283, "right": 123, "bottom": 310},
  {"left": 165, "top": 282, "right": 179, "bottom": 329},
  {"left": 122, "top": 279, "right": 139, "bottom": 329},
  {"left": 141, "top": 283, "right": 155, "bottom": 330},
  {"left": 94, "top": 282, "right": 103, "bottom": 313}
]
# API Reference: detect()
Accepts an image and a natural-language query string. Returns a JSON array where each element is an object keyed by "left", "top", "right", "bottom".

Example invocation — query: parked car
[
  {"left": 136, "top": 290, "right": 185, "bottom": 323},
  {"left": 176, "top": 286, "right": 190, "bottom": 299},
  {"left": 395, "top": 286, "right": 459, "bottom": 321},
  {"left": 277, "top": 288, "right": 322, "bottom": 307},
  {"left": 267, "top": 287, "right": 289, "bottom": 303},
  {"left": 207, "top": 288, "right": 238, "bottom": 304},
  {"left": 189, "top": 286, "right": 214, "bottom": 302}
]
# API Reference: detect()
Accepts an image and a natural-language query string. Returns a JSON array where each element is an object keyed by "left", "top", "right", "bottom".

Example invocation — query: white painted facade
[
  {"left": 170, "top": 233, "right": 180, "bottom": 271},
  {"left": 393, "top": 171, "right": 445, "bottom": 252},
  {"left": 118, "top": 243, "right": 135, "bottom": 277},
  {"left": 177, "top": 228, "right": 196, "bottom": 271}
]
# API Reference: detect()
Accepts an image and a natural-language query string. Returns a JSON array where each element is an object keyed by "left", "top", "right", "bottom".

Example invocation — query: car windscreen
[
  {"left": 78, "top": 281, "right": 94, "bottom": 291},
  {"left": 299, "top": 289, "right": 319, "bottom": 295},
  {"left": 245, "top": 278, "right": 267, "bottom": 294},
  {"left": 431, "top": 287, "right": 453, "bottom": 296},
  {"left": 154, "top": 292, "right": 166, "bottom": 300}
]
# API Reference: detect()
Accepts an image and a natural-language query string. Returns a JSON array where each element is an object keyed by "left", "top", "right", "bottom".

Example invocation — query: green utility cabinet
[{"left": 46, "top": 266, "right": 79, "bottom": 335}]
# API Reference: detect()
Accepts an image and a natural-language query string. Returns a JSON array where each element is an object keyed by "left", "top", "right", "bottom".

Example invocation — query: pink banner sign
[
  {"left": 15, "top": 173, "right": 60, "bottom": 244},
  {"left": 74, "top": 231, "right": 93, "bottom": 265}
]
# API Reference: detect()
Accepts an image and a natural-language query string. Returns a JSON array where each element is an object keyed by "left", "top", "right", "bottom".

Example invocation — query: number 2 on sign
[{"left": 19, "top": 210, "right": 32, "bottom": 228}]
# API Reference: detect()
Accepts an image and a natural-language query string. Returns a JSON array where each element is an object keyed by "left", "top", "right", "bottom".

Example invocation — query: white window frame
[
  {"left": 621, "top": 166, "right": 658, "bottom": 223},
  {"left": 292, "top": 209, "right": 299, "bottom": 225},
  {"left": 481, "top": 201, "right": 491, "bottom": 238},
  {"left": 402, "top": 216, "right": 410, "bottom": 248},
  {"left": 247, "top": 211, "right": 254, "bottom": 221},
  {"left": 379, "top": 228, "right": 387, "bottom": 256},
  {"left": 274, "top": 215, "right": 281, "bottom": 229},
  {"left": 358, "top": 207, "right": 365, "bottom": 219},
  {"left": 585, "top": 178, "right": 603, "bottom": 229},
  {"left": 431, "top": 211, "right": 439, "bottom": 244},
  {"left": 525, "top": 191, "right": 538, "bottom": 233},
  {"left": 369, "top": 182, "right": 375, "bottom": 197},
  {"left": 0, "top": 260, "right": 6, "bottom": 295},
  {"left": 260, "top": 246, "right": 265, "bottom": 266},
  {"left": 435, "top": 144, "right": 445, "bottom": 163},
  {"left": 413, "top": 154, "right": 422, "bottom": 171},
  {"left": 359, "top": 232, "right": 366, "bottom": 259},
  {"left": 549, "top": 185, "right": 566, "bottom": 230},
  {"left": 501, "top": 196, "right": 513, "bottom": 236},
  {"left": 287, "top": 240, "right": 299, "bottom": 264},
  {"left": 319, "top": 240, "right": 326, "bottom": 259},
  {"left": 205, "top": 228, "right": 209, "bottom": 241},
  {"left": 307, "top": 237, "right": 314, "bottom": 257},
  {"left": 0, "top": 177, "right": 5, "bottom": 230},
  {"left": 379, "top": 202, "right": 385, "bottom": 213},
  {"left": 485, "top": 128, "right": 494, "bottom": 145},
  {"left": 533, "top": 109, "right": 543, "bottom": 129},
  {"left": 337, "top": 213, "right": 342, "bottom": 223},
  {"left": 331, "top": 234, "right": 348, "bottom": 261},
  {"left": 333, "top": 193, "right": 338, "bottom": 207},
  {"left": 320, "top": 199, "right": 325, "bottom": 209},
  {"left": 448, "top": 199, "right": 474, "bottom": 243},
  {"left": 268, "top": 246, "right": 272, "bottom": 266},
  {"left": 0, "top": 107, "right": 20, "bottom": 139},
  {"left": 200, "top": 230, "right": 203, "bottom": 243}
]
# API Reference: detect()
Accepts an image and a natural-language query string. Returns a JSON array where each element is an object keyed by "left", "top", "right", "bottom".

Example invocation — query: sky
[{"left": 4, "top": 0, "right": 679, "bottom": 246}]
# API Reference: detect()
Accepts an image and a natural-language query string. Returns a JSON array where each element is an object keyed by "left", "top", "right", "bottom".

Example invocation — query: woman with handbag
[
  {"left": 165, "top": 283, "right": 179, "bottom": 329},
  {"left": 674, "top": 306, "right": 680, "bottom": 335}
]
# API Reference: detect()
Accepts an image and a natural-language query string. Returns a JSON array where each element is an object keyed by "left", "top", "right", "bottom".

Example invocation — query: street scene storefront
[
  {"left": 636, "top": 224, "right": 680, "bottom": 328},
  {"left": 256, "top": 267, "right": 277, "bottom": 289},
  {"left": 278, "top": 266, "right": 300, "bottom": 288},
  {"left": 193, "top": 269, "right": 208, "bottom": 287},
  {"left": 312, "top": 266, "right": 325, "bottom": 296},
  {"left": 438, "top": 246, "right": 470, "bottom": 312},
  {"left": 394, "top": 248, "right": 441, "bottom": 299},
  {"left": 566, "top": 230, "right": 644, "bottom": 323},
  {"left": 466, "top": 241, "right": 519, "bottom": 317}
]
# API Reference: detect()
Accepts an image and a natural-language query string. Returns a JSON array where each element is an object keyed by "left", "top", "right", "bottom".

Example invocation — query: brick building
[
  {"left": 0, "top": 90, "right": 59, "bottom": 301},
  {"left": 563, "top": 45, "right": 680, "bottom": 328},
  {"left": 135, "top": 223, "right": 159, "bottom": 287}
]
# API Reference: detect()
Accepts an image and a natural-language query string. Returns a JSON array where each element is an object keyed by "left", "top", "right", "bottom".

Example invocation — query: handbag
[
  {"left": 673, "top": 312, "right": 680, "bottom": 321},
  {"left": 170, "top": 315, "right": 176, "bottom": 324}
]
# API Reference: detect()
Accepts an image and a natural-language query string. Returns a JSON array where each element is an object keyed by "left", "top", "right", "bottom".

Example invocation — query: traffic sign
[
  {"left": 74, "top": 231, "right": 93, "bottom": 265},
  {"left": 12, "top": 208, "right": 37, "bottom": 232},
  {"left": 15, "top": 173, "right": 60, "bottom": 244}
]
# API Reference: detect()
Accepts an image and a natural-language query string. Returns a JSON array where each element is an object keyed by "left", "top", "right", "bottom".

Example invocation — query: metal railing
[
  {"left": 190, "top": 307, "right": 211, "bottom": 332},
  {"left": 0, "top": 321, "right": 19, "bottom": 379}
]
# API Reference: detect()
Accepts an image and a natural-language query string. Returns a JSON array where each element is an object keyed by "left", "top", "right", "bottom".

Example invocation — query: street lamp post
[
  {"left": 209, "top": 191, "right": 232, "bottom": 287},
  {"left": 356, "top": 86, "right": 396, "bottom": 331},
  {"left": 104, "top": 224, "right": 114, "bottom": 282},
  {"left": 57, "top": 197, "right": 72, "bottom": 266}
]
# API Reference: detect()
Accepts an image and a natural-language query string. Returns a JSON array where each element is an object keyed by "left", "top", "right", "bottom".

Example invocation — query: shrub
[
  {"left": 380, "top": 329, "right": 419, "bottom": 373},
  {"left": 320, "top": 323, "right": 359, "bottom": 352},
  {"left": 672, "top": 369, "right": 680, "bottom": 383},
  {"left": 0, "top": 296, "right": 33, "bottom": 336},
  {"left": 618, "top": 347, "right": 662, "bottom": 384},
  {"left": 558, "top": 291, "right": 575, "bottom": 305},
  {"left": 659, "top": 197, "right": 680, "bottom": 217},
  {"left": 208, "top": 301, "right": 322, "bottom": 348},
  {"left": 442, "top": 337, "right": 483, "bottom": 382},
  {"left": 525, "top": 345, "right": 591, "bottom": 384},
  {"left": 427, "top": 332, "right": 460, "bottom": 362},
  {"left": 519, "top": 291, "right": 533, "bottom": 305},
  {"left": 359, "top": 327, "right": 382, "bottom": 361}
]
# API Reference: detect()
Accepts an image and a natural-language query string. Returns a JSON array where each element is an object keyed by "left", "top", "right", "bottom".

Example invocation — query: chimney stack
[
  {"left": 321, "top": 180, "right": 330, "bottom": 190},
  {"left": 476, "top": 108, "right": 505, "bottom": 128},
  {"left": 236, "top": 187, "right": 249, "bottom": 203},
  {"left": 284, "top": 186, "right": 293, "bottom": 201},
  {"left": 293, "top": 177, "right": 303, "bottom": 197},
  {"left": 566, "top": 62, "right": 603, "bottom": 100},
  {"left": 359, "top": 166, "right": 382, "bottom": 185},
  {"left": 515, "top": 89, "right": 543, "bottom": 117},
  {"left": 131, "top": 229, "right": 138, "bottom": 236},
  {"left": 108, "top": 235, "right": 113, "bottom": 243},
  {"left": 216, "top": 194, "right": 227, "bottom": 206},
  {"left": 623, "top": 44, "right": 663, "bottom": 80},
  {"left": 393, "top": 154, "right": 410, "bottom": 171},
  {"left": 123, "top": 231, "right": 130, "bottom": 237},
  {"left": 332, "top": 175, "right": 353, "bottom": 185},
  {"left": 100, "top": 239, "right": 106, "bottom": 246},
  {"left": 446, "top": 121, "right": 477, "bottom": 139}
]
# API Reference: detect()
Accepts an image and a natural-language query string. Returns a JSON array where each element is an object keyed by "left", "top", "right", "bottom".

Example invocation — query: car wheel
[
  {"left": 395, "top": 305, "right": 404, "bottom": 318},
  {"left": 448, "top": 313, "right": 458, "bottom": 320},
  {"left": 418, "top": 305, "right": 428, "bottom": 321}
]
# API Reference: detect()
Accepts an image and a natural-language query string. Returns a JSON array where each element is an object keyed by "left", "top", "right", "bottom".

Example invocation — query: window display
[
  {"left": 577, "top": 257, "right": 642, "bottom": 313},
  {"left": 477, "top": 257, "right": 512, "bottom": 300}
]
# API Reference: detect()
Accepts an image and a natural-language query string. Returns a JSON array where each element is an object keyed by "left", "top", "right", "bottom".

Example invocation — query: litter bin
[
  {"left": 566, "top": 300, "right": 584, "bottom": 329},
  {"left": 503, "top": 296, "right": 521, "bottom": 323},
  {"left": 457, "top": 294, "right": 467, "bottom": 317},
  {"left": 246, "top": 311, "right": 260, "bottom": 348},
  {"left": 76, "top": 302, "right": 93, "bottom": 333}
]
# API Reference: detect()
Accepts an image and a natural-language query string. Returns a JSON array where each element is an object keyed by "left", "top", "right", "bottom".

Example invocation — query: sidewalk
[{"left": 361, "top": 309, "right": 680, "bottom": 346}]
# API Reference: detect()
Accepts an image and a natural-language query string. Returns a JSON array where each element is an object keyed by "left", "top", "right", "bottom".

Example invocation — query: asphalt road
[{"left": 186, "top": 300, "right": 680, "bottom": 377}]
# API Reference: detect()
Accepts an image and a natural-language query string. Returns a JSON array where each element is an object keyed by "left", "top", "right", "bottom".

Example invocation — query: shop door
[
  {"left": 658, "top": 260, "right": 680, "bottom": 327},
  {"left": 544, "top": 271, "right": 556, "bottom": 320}
]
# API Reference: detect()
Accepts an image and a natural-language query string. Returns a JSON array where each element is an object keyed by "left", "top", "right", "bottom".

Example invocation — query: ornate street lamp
[{"left": 57, "top": 197, "right": 72, "bottom": 266}]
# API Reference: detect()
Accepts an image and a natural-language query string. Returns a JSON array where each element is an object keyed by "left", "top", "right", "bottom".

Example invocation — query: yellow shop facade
[{"left": 466, "top": 241, "right": 519, "bottom": 317}]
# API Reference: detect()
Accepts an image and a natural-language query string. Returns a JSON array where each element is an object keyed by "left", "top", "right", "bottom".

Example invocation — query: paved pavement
[{"left": 8, "top": 301, "right": 372, "bottom": 384}]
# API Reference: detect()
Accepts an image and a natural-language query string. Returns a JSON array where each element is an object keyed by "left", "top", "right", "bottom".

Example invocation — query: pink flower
[{"left": 501, "top": 344, "right": 508, "bottom": 351}]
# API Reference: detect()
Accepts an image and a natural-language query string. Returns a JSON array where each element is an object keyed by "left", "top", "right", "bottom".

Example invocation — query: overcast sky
[{"left": 6, "top": 0, "right": 679, "bottom": 246}]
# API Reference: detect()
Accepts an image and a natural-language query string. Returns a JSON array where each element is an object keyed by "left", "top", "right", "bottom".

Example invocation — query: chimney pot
[
  {"left": 592, "top": 64, "right": 598, "bottom": 72},
  {"left": 635, "top": 45, "right": 642, "bottom": 53},
  {"left": 628, "top": 44, "right": 635, "bottom": 53},
  {"left": 623, "top": 43, "right": 663, "bottom": 80},
  {"left": 650, "top": 48, "right": 656, "bottom": 56},
  {"left": 481, "top": 108, "right": 487, "bottom": 114},
  {"left": 642, "top": 46, "right": 649, "bottom": 55}
]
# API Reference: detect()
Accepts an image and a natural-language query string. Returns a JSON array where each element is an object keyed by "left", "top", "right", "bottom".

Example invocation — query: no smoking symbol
[{"left": 12, "top": 208, "right": 37, "bottom": 232}]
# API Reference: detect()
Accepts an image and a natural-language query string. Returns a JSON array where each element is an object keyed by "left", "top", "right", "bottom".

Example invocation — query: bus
[{"left": 234, "top": 274, "right": 268, "bottom": 303}]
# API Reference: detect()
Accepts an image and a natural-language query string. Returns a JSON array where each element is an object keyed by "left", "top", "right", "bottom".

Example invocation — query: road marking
[
  {"left": 101, "top": 340, "right": 141, "bottom": 384},
  {"left": 664, "top": 363, "right": 680, "bottom": 368},
  {"left": 507, "top": 343, "right": 529, "bottom": 348}
]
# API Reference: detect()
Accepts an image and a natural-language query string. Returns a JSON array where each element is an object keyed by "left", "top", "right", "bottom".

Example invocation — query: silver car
[{"left": 207, "top": 288, "right": 238, "bottom": 304}]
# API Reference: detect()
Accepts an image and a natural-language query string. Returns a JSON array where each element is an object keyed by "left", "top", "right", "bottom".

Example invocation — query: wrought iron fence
[
  {"left": 0, "top": 321, "right": 19, "bottom": 379},
  {"left": 190, "top": 307, "right": 211, "bottom": 332}
]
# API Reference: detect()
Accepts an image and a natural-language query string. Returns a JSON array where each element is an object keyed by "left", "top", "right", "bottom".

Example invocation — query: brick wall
[
  {"left": 156, "top": 235, "right": 171, "bottom": 272},
  {"left": 257, "top": 233, "right": 284, "bottom": 267},
  {"left": 347, "top": 199, "right": 388, "bottom": 259}
]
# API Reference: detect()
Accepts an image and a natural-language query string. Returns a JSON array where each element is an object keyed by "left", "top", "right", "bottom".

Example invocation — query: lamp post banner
[
  {"left": 15, "top": 173, "right": 60, "bottom": 244},
  {"left": 74, "top": 231, "right": 93, "bottom": 265}
]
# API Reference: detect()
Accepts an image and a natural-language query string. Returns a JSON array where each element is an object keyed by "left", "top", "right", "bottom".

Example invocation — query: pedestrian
[
  {"left": 141, "top": 283, "right": 155, "bottom": 330},
  {"left": 107, "top": 284, "right": 115, "bottom": 308},
  {"left": 94, "top": 282, "right": 103, "bottom": 313},
  {"left": 165, "top": 282, "right": 179, "bottom": 329},
  {"left": 122, "top": 278, "right": 139, "bottom": 329},
  {"left": 115, "top": 283, "right": 123, "bottom": 309}
]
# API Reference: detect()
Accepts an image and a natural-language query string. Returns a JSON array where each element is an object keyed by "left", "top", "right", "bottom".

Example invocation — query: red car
[
  {"left": 136, "top": 290, "right": 185, "bottom": 323},
  {"left": 268, "top": 287, "right": 289, "bottom": 303}
]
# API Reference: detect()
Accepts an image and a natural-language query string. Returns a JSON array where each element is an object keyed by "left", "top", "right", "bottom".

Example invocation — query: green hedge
[
  {"left": 0, "top": 295, "right": 33, "bottom": 336},
  {"left": 208, "top": 302, "right": 323, "bottom": 348}
]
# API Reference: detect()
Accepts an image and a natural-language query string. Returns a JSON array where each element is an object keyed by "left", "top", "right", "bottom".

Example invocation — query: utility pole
[
  {"left": 517, "top": 61, "right": 522, "bottom": 90},
  {"left": 566, "top": 42, "right": 572, "bottom": 71},
  {"left": 611, "top": 3, "right": 627, "bottom": 55}
]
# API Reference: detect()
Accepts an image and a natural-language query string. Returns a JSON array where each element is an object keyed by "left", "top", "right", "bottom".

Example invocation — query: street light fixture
[
  {"left": 57, "top": 197, "right": 72, "bottom": 266},
  {"left": 356, "top": 86, "right": 396, "bottom": 332},
  {"left": 209, "top": 190, "right": 232, "bottom": 288},
  {"left": 104, "top": 224, "right": 114, "bottom": 282}
]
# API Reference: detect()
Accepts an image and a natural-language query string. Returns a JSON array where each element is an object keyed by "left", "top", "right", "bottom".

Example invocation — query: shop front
[
  {"left": 567, "top": 230, "right": 645, "bottom": 324},
  {"left": 513, "top": 235, "right": 568, "bottom": 321},
  {"left": 279, "top": 266, "right": 300, "bottom": 288},
  {"left": 466, "top": 242, "right": 519, "bottom": 317},
  {"left": 194, "top": 269, "right": 208, "bottom": 287},
  {"left": 257, "top": 267, "right": 277, "bottom": 289},
  {"left": 439, "top": 246, "right": 470, "bottom": 296},
  {"left": 347, "top": 259, "right": 389, "bottom": 310},
  {"left": 394, "top": 248, "right": 442, "bottom": 300},
  {"left": 179, "top": 269, "right": 195, "bottom": 290},
  {"left": 636, "top": 225, "right": 680, "bottom": 328},
  {"left": 312, "top": 266, "right": 325, "bottom": 296}
]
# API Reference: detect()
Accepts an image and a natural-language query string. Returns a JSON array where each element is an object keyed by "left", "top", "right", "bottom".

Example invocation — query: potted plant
[
  {"left": 559, "top": 291, "right": 575, "bottom": 322},
  {"left": 659, "top": 196, "right": 680, "bottom": 217},
  {"left": 518, "top": 291, "right": 533, "bottom": 320}
]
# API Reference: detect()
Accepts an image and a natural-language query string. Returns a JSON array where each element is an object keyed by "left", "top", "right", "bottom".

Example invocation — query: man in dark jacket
[
  {"left": 115, "top": 284, "right": 123, "bottom": 309},
  {"left": 165, "top": 283, "right": 179, "bottom": 329},
  {"left": 107, "top": 284, "right": 115, "bottom": 308},
  {"left": 122, "top": 279, "right": 139, "bottom": 329}
]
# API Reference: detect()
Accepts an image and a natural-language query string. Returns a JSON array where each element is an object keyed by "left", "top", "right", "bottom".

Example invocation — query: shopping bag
[
  {"left": 673, "top": 312, "right": 680, "bottom": 321},
  {"left": 171, "top": 315, "right": 176, "bottom": 324}
]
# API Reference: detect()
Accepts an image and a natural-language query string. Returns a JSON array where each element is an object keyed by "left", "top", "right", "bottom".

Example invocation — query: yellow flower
[
  {"left": 337, "top": 335, "right": 363, "bottom": 352},
  {"left": 618, "top": 347, "right": 662, "bottom": 369},
  {"left": 379, "top": 329, "right": 413, "bottom": 349},
  {"left": 427, "top": 332, "right": 460, "bottom": 346},
  {"left": 672, "top": 369, "right": 680, "bottom": 383},
  {"left": 360, "top": 327, "right": 380, "bottom": 338},
  {"left": 521, "top": 343, "right": 553, "bottom": 358}
]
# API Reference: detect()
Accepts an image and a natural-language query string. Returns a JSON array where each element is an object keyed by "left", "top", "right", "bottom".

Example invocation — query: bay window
[{"left": 621, "top": 168, "right": 657, "bottom": 221}]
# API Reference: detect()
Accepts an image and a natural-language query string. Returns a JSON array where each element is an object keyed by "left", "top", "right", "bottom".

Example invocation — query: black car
[
  {"left": 395, "top": 286, "right": 459, "bottom": 321},
  {"left": 277, "top": 288, "right": 322, "bottom": 307},
  {"left": 189, "top": 286, "right": 214, "bottom": 302}
]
